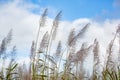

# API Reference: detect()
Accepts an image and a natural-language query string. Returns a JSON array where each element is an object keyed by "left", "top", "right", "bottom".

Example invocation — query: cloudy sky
[{"left": 0, "top": 0, "right": 120, "bottom": 65}]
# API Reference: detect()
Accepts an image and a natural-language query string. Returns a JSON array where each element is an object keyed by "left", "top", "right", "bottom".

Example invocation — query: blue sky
[
  {"left": 1, "top": 0, "right": 120, "bottom": 21},
  {"left": 31, "top": 0, "right": 114, "bottom": 20},
  {"left": 27, "top": 0, "right": 120, "bottom": 21}
]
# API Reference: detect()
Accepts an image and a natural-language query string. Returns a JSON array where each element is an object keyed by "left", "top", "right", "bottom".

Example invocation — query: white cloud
[
  {"left": 0, "top": 0, "right": 39, "bottom": 53},
  {"left": 0, "top": 0, "right": 120, "bottom": 68}
]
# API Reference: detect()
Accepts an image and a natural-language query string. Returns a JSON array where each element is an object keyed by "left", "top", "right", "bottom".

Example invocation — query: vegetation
[{"left": 0, "top": 9, "right": 120, "bottom": 80}]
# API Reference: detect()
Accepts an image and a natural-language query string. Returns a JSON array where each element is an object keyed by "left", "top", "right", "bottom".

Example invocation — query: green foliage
[{"left": 0, "top": 61, "right": 18, "bottom": 80}]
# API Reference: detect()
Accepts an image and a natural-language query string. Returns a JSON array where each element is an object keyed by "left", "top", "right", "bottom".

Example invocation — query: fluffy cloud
[{"left": 0, "top": 0, "right": 120, "bottom": 65}]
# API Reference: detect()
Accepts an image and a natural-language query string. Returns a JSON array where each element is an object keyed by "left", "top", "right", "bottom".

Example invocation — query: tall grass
[{"left": 1, "top": 9, "right": 120, "bottom": 80}]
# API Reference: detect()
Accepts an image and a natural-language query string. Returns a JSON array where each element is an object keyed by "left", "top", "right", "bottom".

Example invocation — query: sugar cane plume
[
  {"left": 75, "top": 43, "right": 90, "bottom": 63},
  {"left": 54, "top": 41, "right": 62, "bottom": 61},
  {"left": 30, "top": 41, "right": 35, "bottom": 60},
  {"left": 11, "top": 46, "right": 16, "bottom": 60},
  {"left": 68, "top": 28, "right": 76, "bottom": 47},
  {"left": 0, "top": 38, "right": 6, "bottom": 56},
  {"left": 0, "top": 29, "right": 12, "bottom": 58},
  {"left": 116, "top": 24, "right": 120, "bottom": 33},
  {"left": 93, "top": 39, "right": 100, "bottom": 78},
  {"left": 39, "top": 8, "right": 48, "bottom": 27},
  {"left": 69, "top": 23, "right": 90, "bottom": 46},
  {"left": 52, "top": 11, "right": 62, "bottom": 40},
  {"left": 39, "top": 31, "right": 49, "bottom": 52},
  {"left": 34, "top": 8, "right": 48, "bottom": 56},
  {"left": 76, "top": 23, "right": 90, "bottom": 38},
  {"left": 106, "top": 34, "right": 116, "bottom": 69},
  {"left": 67, "top": 28, "right": 76, "bottom": 62},
  {"left": 117, "top": 24, "right": 120, "bottom": 65},
  {"left": 93, "top": 39, "right": 99, "bottom": 62}
]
